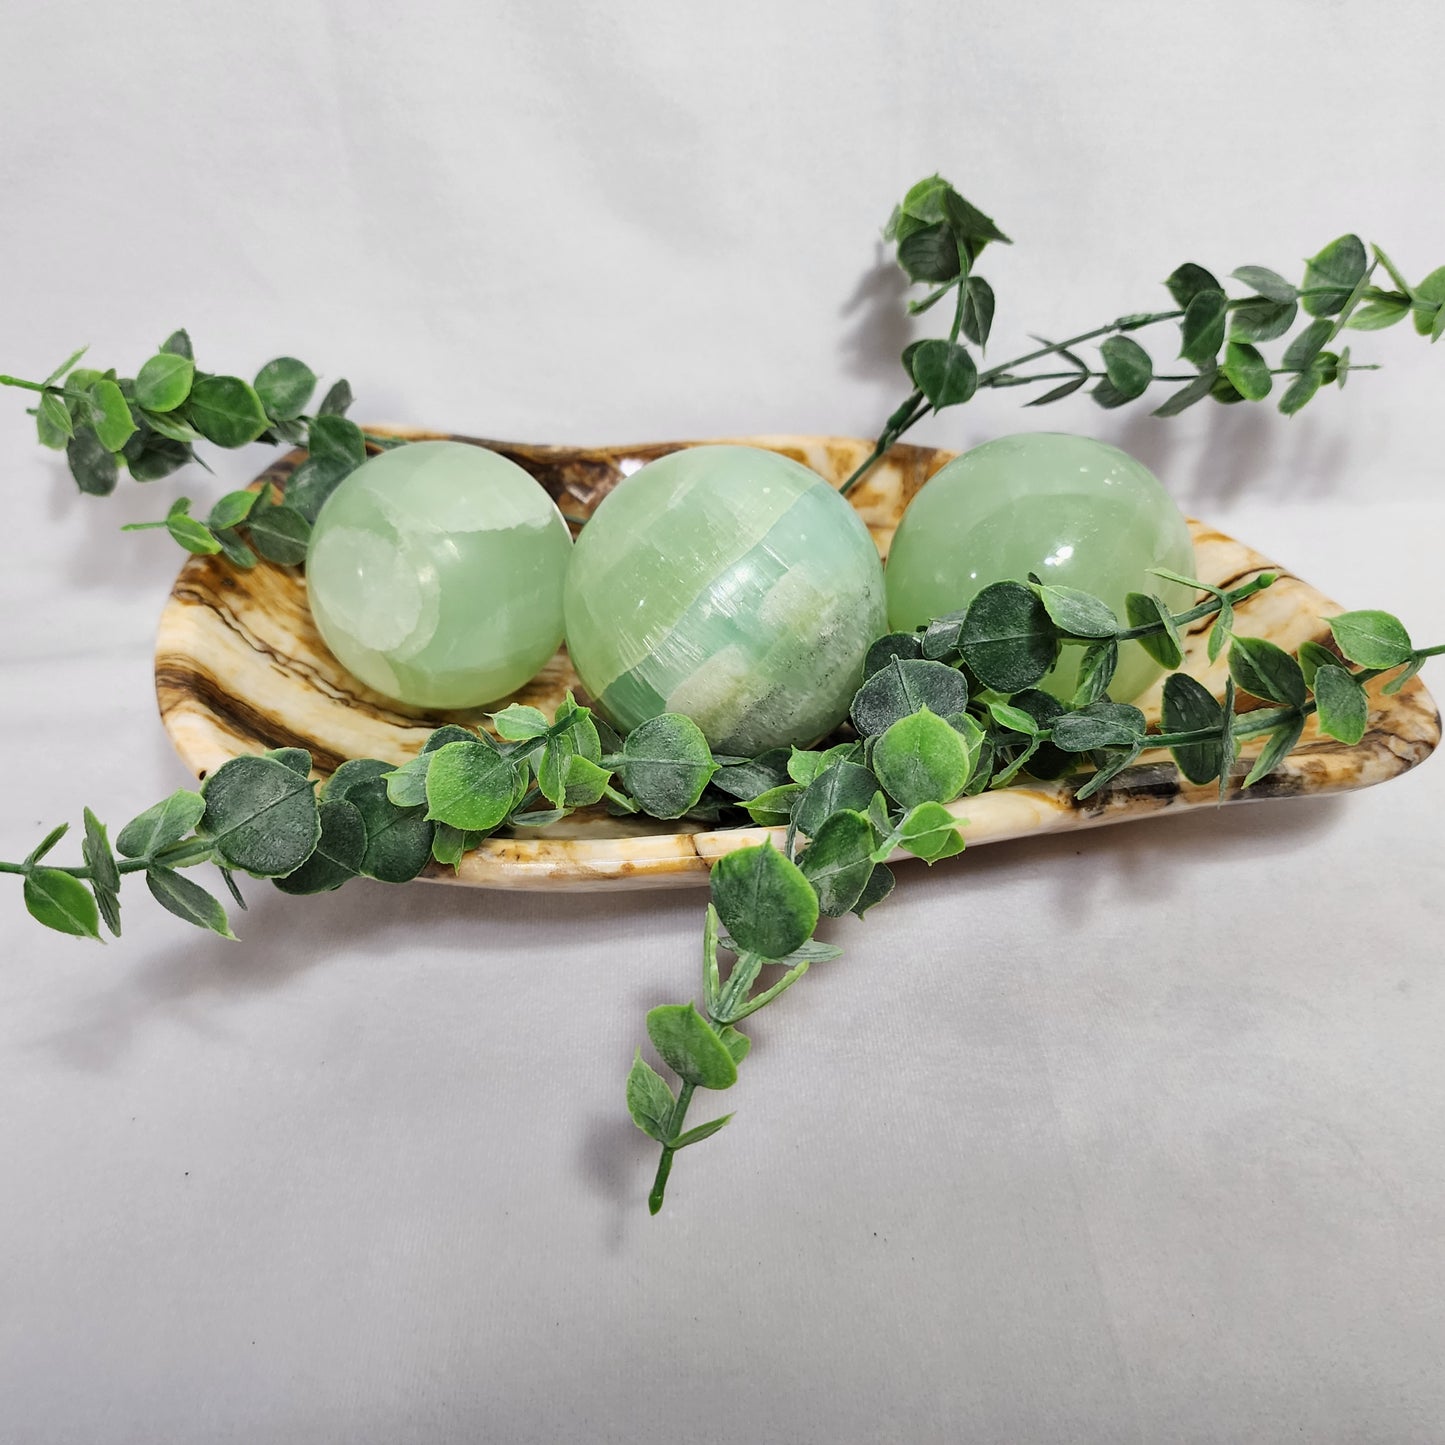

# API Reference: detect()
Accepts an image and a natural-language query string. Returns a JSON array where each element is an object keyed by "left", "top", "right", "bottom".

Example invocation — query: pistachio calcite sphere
[
  {"left": 564, "top": 445, "right": 887, "bottom": 755},
  {"left": 885, "top": 433, "right": 1195, "bottom": 702},
  {"left": 306, "top": 441, "right": 572, "bottom": 708}
]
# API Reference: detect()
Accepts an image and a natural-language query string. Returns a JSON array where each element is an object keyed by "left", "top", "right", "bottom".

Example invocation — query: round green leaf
[
  {"left": 1222, "top": 341, "right": 1272, "bottom": 401},
  {"left": 254, "top": 357, "right": 318, "bottom": 420},
  {"left": 85, "top": 379, "right": 137, "bottom": 452},
  {"left": 909, "top": 338, "right": 978, "bottom": 410},
  {"left": 1050, "top": 700, "right": 1147, "bottom": 752},
  {"left": 645, "top": 1003, "right": 738, "bottom": 1091},
  {"left": 1099, "top": 335, "right": 1152, "bottom": 399},
  {"left": 1302, "top": 234, "right": 1367, "bottom": 318},
  {"left": 1228, "top": 635, "right": 1307, "bottom": 707},
  {"left": 1037, "top": 585, "right": 1118, "bottom": 639},
  {"left": 424, "top": 738, "right": 517, "bottom": 831},
  {"left": 188, "top": 375, "right": 270, "bottom": 448},
  {"left": 1161, "top": 673, "right": 1225, "bottom": 785},
  {"left": 134, "top": 352, "right": 195, "bottom": 412},
  {"left": 618, "top": 714, "right": 716, "bottom": 819},
  {"left": 626, "top": 1052, "right": 677, "bottom": 1142},
  {"left": 850, "top": 657, "right": 969, "bottom": 737},
  {"left": 321, "top": 757, "right": 393, "bottom": 803},
  {"left": 274, "top": 798, "right": 367, "bottom": 895},
  {"left": 116, "top": 788, "right": 207, "bottom": 859},
  {"left": 710, "top": 840, "right": 819, "bottom": 962},
  {"left": 200, "top": 754, "right": 321, "bottom": 877},
  {"left": 1411, "top": 267, "right": 1445, "bottom": 337},
  {"left": 1179, "top": 288, "right": 1227, "bottom": 367},
  {"left": 1165, "top": 263, "right": 1222, "bottom": 309},
  {"left": 66, "top": 426, "right": 119, "bottom": 496},
  {"left": 957, "top": 582, "right": 1059, "bottom": 693},
  {"left": 798, "top": 809, "right": 876, "bottom": 917},
  {"left": 1312, "top": 663, "right": 1369, "bottom": 746},
  {"left": 1124, "top": 592, "right": 1184, "bottom": 670},
  {"left": 347, "top": 777, "right": 435, "bottom": 883},
  {"left": 872, "top": 708, "right": 970, "bottom": 809},
  {"left": 795, "top": 761, "right": 882, "bottom": 838},
  {"left": 307, "top": 414, "right": 367, "bottom": 468}
]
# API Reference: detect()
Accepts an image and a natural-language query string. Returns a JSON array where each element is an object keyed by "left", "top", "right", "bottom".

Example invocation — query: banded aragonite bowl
[{"left": 153, "top": 429, "right": 1441, "bottom": 891}]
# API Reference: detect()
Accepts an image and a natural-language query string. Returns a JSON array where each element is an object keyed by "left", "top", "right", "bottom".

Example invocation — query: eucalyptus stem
[{"left": 648, "top": 1080, "right": 695, "bottom": 1215}]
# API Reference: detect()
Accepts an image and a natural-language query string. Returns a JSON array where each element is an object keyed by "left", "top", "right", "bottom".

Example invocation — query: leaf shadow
[{"left": 838, "top": 242, "right": 912, "bottom": 385}]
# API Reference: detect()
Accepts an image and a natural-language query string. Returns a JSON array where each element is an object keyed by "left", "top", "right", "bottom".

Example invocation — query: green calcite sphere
[
  {"left": 564, "top": 445, "right": 887, "bottom": 754},
  {"left": 306, "top": 441, "right": 572, "bottom": 708},
  {"left": 885, "top": 433, "right": 1195, "bottom": 702}
]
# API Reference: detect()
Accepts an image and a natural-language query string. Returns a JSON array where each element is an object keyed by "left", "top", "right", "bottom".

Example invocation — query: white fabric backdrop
[{"left": 2, "top": 3, "right": 1443, "bottom": 1441}]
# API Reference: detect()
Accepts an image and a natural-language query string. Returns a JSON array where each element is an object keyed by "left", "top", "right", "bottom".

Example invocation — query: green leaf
[
  {"left": 712, "top": 749, "right": 791, "bottom": 802},
  {"left": 1051, "top": 700, "right": 1146, "bottom": 752},
  {"left": 1312, "top": 664, "right": 1369, "bottom": 745},
  {"left": 1099, "top": 335, "right": 1152, "bottom": 399},
  {"left": 200, "top": 755, "right": 320, "bottom": 877},
  {"left": 140, "top": 408, "right": 201, "bottom": 443},
  {"left": 383, "top": 755, "right": 433, "bottom": 809},
  {"left": 1025, "top": 374, "right": 1089, "bottom": 408},
  {"left": 626, "top": 1052, "right": 677, "bottom": 1142},
  {"left": 850, "top": 657, "right": 970, "bottom": 737},
  {"left": 159, "top": 499, "right": 222, "bottom": 556},
  {"left": 273, "top": 798, "right": 368, "bottom": 895},
  {"left": 300, "top": 379, "right": 347, "bottom": 421},
  {"left": 24, "top": 867, "right": 101, "bottom": 940},
  {"left": 429, "top": 822, "right": 483, "bottom": 868},
  {"left": 188, "top": 375, "right": 270, "bottom": 448},
  {"left": 206, "top": 489, "right": 259, "bottom": 532},
  {"left": 897, "top": 222, "right": 962, "bottom": 284},
  {"left": 213, "top": 528, "right": 258, "bottom": 569},
  {"left": 85, "top": 379, "right": 137, "bottom": 451},
  {"left": 851, "top": 862, "right": 896, "bottom": 916},
  {"left": 957, "top": 582, "right": 1059, "bottom": 693},
  {"left": 1151, "top": 370, "right": 1216, "bottom": 418},
  {"left": 798, "top": 809, "right": 877, "bottom": 917},
  {"left": 617, "top": 714, "right": 716, "bottom": 819},
  {"left": 671, "top": 1115, "right": 734, "bottom": 1149},
  {"left": 864, "top": 633, "right": 924, "bottom": 676},
  {"left": 1208, "top": 597, "right": 1234, "bottom": 663},
  {"left": 646, "top": 1003, "right": 738, "bottom": 1090},
  {"left": 424, "top": 738, "right": 517, "bottom": 831},
  {"left": 1412, "top": 267, "right": 1445, "bottom": 337},
  {"left": 1232, "top": 266, "right": 1297, "bottom": 303},
  {"left": 795, "top": 760, "right": 886, "bottom": 838},
  {"left": 960, "top": 276, "right": 995, "bottom": 347},
  {"left": 1302, "top": 234, "right": 1367, "bottom": 317},
  {"left": 254, "top": 358, "right": 317, "bottom": 420},
  {"left": 161, "top": 329, "right": 193, "bottom": 360},
  {"left": 1243, "top": 714, "right": 1306, "bottom": 788},
  {"left": 1090, "top": 377, "right": 1133, "bottom": 410},
  {"left": 1037, "top": 584, "right": 1118, "bottom": 639},
  {"left": 81, "top": 808, "right": 121, "bottom": 936},
  {"left": 308, "top": 413, "right": 367, "bottom": 468},
  {"left": 145, "top": 866, "right": 236, "bottom": 938},
  {"left": 1222, "top": 341, "right": 1271, "bottom": 401},
  {"left": 322, "top": 757, "right": 394, "bottom": 802},
  {"left": 1381, "top": 656, "right": 1426, "bottom": 696},
  {"left": 986, "top": 699, "right": 1039, "bottom": 735},
  {"left": 710, "top": 840, "right": 818, "bottom": 961},
  {"left": 1228, "top": 635, "right": 1307, "bottom": 706},
  {"left": 1124, "top": 592, "right": 1184, "bottom": 669},
  {"left": 1072, "top": 639, "right": 1119, "bottom": 706},
  {"left": 1073, "top": 742, "right": 1143, "bottom": 801},
  {"left": 872, "top": 708, "right": 970, "bottom": 809},
  {"left": 743, "top": 783, "right": 802, "bottom": 827},
  {"left": 347, "top": 776, "right": 434, "bottom": 883},
  {"left": 134, "top": 352, "right": 195, "bottom": 412},
  {"left": 1229, "top": 297, "right": 1298, "bottom": 344},
  {"left": 1165, "top": 263, "right": 1222, "bottom": 309},
  {"left": 1345, "top": 291, "right": 1411, "bottom": 331},
  {"left": 283, "top": 455, "right": 353, "bottom": 522},
  {"left": 909, "top": 339, "right": 978, "bottom": 411},
  {"left": 561, "top": 754, "right": 611, "bottom": 808},
  {"left": 1179, "top": 288, "right": 1228, "bottom": 367},
  {"left": 1278, "top": 369, "right": 1321, "bottom": 417},
  {"left": 716, "top": 1023, "right": 751, "bottom": 1066},
  {"left": 116, "top": 788, "right": 206, "bottom": 858},
  {"left": 24, "top": 822, "right": 70, "bottom": 868},
  {"left": 1326, "top": 610, "right": 1413, "bottom": 668},
  {"left": 37, "top": 390, "right": 74, "bottom": 447},
  {"left": 1162, "top": 673, "right": 1224, "bottom": 784},
  {"left": 880, "top": 801, "right": 965, "bottom": 864},
  {"left": 491, "top": 704, "right": 549, "bottom": 740},
  {"left": 247, "top": 503, "right": 311, "bottom": 565},
  {"left": 1297, "top": 639, "right": 1338, "bottom": 689},
  {"left": 786, "top": 747, "right": 831, "bottom": 787},
  {"left": 42, "top": 345, "right": 89, "bottom": 386},
  {"left": 941, "top": 187, "right": 1010, "bottom": 247},
  {"left": 1281, "top": 318, "right": 1332, "bottom": 373},
  {"left": 262, "top": 746, "right": 312, "bottom": 776}
]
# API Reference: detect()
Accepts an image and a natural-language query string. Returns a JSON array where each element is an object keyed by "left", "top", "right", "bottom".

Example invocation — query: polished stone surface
[
  {"left": 885, "top": 433, "right": 1196, "bottom": 701},
  {"left": 306, "top": 441, "right": 572, "bottom": 708},
  {"left": 562, "top": 444, "right": 887, "bottom": 754}
]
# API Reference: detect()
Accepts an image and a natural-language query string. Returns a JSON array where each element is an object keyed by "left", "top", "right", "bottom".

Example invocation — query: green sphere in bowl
[
  {"left": 563, "top": 445, "right": 887, "bottom": 755},
  {"left": 306, "top": 440, "right": 572, "bottom": 708},
  {"left": 884, "top": 433, "right": 1196, "bottom": 701}
]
